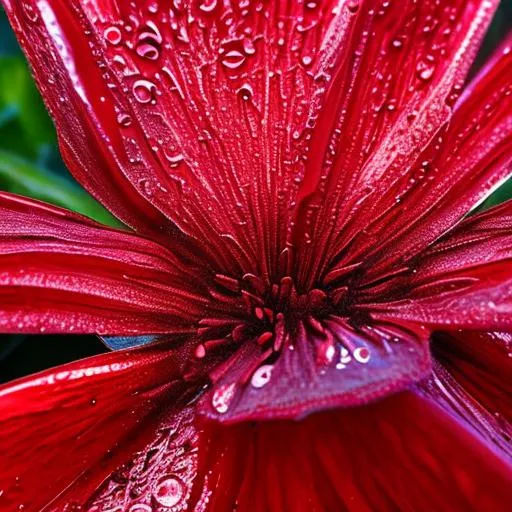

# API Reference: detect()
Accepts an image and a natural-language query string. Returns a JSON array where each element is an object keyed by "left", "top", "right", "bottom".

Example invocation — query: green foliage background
[{"left": 0, "top": 4, "right": 510, "bottom": 380}]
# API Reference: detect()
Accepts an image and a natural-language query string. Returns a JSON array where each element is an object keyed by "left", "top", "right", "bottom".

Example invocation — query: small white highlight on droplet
[
  {"left": 325, "top": 345, "right": 336, "bottom": 363},
  {"left": 353, "top": 347, "right": 371, "bottom": 364},
  {"left": 153, "top": 475, "right": 185, "bottom": 507},
  {"left": 340, "top": 346, "right": 352, "bottom": 364},
  {"left": 212, "top": 383, "right": 236, "bottom": 413},
  {"left": 251, "top": 364, "right": 274, "bottom": 389}
]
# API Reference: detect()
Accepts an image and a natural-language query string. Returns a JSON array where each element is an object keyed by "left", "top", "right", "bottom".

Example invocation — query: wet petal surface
[
  {"left": 0, "top": 193, "right": 208, "bottom": 335},
  {"left": 87, "top": 391, "right": 512, "bottom": 512}
]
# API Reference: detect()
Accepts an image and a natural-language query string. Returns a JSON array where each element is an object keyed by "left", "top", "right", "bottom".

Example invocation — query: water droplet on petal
[
  {"left": 129, "top": 504, "right": 152, "bottom": 512},
  {"left": 132, "top": 79, "right": 157, "bottom": 104},
  {"left": 237, "top": 83, "right": 253, "bottom": 101},
  {"left": 104, "top": 26, "right": 122, "bottom": 45},
  {"left": 243, "top": 38, "right": 256, "bottom": 56},
  {"left": 353, "top": 347, "right": 371, "bottom": 364},
  {"left": 21, "top": 2, "right": 39, "bottom": 23},
  {"left": 340, "top": 346, "right": 352, "bottom": 364},
  {"left": 346, "top": 0, "right": 360, "bottom": 13},
  {"left": 199, "top": 0, "right": 218, "bottom": 13},
  {"left": 153, "top": 475, "right": 185, "bottom": 507},
  {"left": 416, "top": 61, "right": 435, "bottom": 82},
  {"left": 221, "top": 49, "right": 246, "bottom": 69},
  {"left": 301, "top": 55, "right": 313, "bottom": 67},
  {"left": 163, "top": 149, "right": 185, "bottom": 166},
  {"left": 117, "top": 112, "right": 132, "bottom": 127},
  {"left": 136, "top": 42, "right": 159, "bottom": 60},
  {"left": 212, "top": 383, "right": 236, "bottom": 413},
  {"left": 251, "top": 364, "right": 274, "bottom": 388},
  {"left": 391, "top": 38, "right": 403, "bottom": 49}
]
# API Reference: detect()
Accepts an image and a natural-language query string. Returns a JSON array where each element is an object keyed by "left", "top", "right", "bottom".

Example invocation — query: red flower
[{"left": 0, "top": 0, "right": 511, "bottom": 509}]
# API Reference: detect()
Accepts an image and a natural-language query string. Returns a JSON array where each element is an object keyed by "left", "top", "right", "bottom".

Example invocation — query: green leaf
[
  {"left": 0, "top": 9, "right": 21, "bottom": 57},
  {"left": 0, "top": 55, "right": 56, "bottom": 159},
  {"left": 0, "top": 149, "right": 119, "bottom": 226}
]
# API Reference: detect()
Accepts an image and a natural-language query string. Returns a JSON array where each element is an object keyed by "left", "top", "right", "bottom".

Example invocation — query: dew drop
[
  {"left": 153, "top": 475, "right": 185, "bottom": 507},
  {"left": 340, "top": 346, "right": 352, "bottom": 364},
  {"left": 21, "top": 2, "right": 39, "bottom": 23},
  {"left": 391, "top": 38, "right": 403, "bottom": 49},
  {"left": 199, "top": 0, "right": 218, "bottom": 13},
  {"left": 163, "top": 148, "right": 185, "bottom": 166},
  {"left": 136, "top": 42, "right": 159, "bottom": 60},
  {"left": 301, "top": 55, "right": 313, "bottom": 67},
  {"left": 132, "top": 79, "right": 157, "bottom": 104},
  {"left": 104, "top": 26, "right": 122, "bottom": 45},
  {"left": 212, "top": 383, "right": 236, "bottom": 413},
  {"left": 346, "top": 0, "right": 360, "bottom": 13},
  {"left": 138, "top": 178, "right": 153, "bottom": 197},
  {"left": 117, "top": 112, "right": 132, "bottom": 127},
  {"left": 221, "top": 49, "right": 246, "bottom": 70},
  {"left": 416, "top": 62, "right": 435, "bottom": 82},
  {"left": 237, "top": 83, "right": 253, "bottom": 101},
  {"left": 243, "top": 38, "right": 256, "bottom": 56},
  {"left": 129, "top": 504, "right": 152, "bottom": 512},
  {"left": 353, "top": 347, "right": 371, "bottom": 364},
  {"left": 251, "top": 364, "right": 274, "bottom": 388}
]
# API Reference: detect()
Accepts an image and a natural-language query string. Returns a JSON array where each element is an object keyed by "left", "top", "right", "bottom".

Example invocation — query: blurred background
[{"left": 0, "top": 3, "right": 511, "bottom": 382}]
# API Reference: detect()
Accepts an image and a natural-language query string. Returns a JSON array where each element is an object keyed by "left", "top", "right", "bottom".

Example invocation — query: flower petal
[
  {"left": 420, "top": 331, "right": 512, "bottom": 459},
  {"left": 292, "top": 0, "right": 500, "bottom": 287},
  {"left": 2, "top": 0, "right": 183, "bottom": 240},
  {"left": 3, "top": 0, "right": 347, "bottom": 274},
  {"left": 0, "top": 192, "right": 207, "bottom": 334},
  {"left": 0, "top": 341, "right": 188, "bottom": 512},
  {"left": 370, "top": 200, "right": 512, "bottom": 330},
  {"left": 86, "top": 391, "right": 512, "bottom": 511},
  {"left": 359, "top": 31, "right": 512, "bottom": 280},
  {"left": 198, "top": 318, "right": 431, "bottom": 422}
]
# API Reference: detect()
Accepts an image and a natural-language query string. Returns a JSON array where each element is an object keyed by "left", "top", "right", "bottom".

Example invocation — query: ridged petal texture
[
  {"left": 0, "top": 341, "right": 190, "bottom": 511},
  {"left": 371, "top": 199, "right": 512, "bottom": 329},
  {"left": 0, "top": 193, "right": 208, "bottom": 334},
  {"left": 86, "top": 391, "right": 512, "bottom": 511},
  {"left": 0, "top": 0, "right": 512, "bottom": 510},
  {"left": 1, "top": 0, "right": 505, "bottom": 277}
]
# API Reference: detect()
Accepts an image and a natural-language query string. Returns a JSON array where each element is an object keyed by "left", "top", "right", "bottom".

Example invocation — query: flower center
[
  {"left": 187, "top": 262, "right": 429, "bottom": 421},
  {"left": 190, "top": 268, "right": 375, "bottom": 390}
]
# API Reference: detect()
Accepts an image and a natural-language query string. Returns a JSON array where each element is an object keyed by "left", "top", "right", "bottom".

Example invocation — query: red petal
[
  {"left": 197, "top": 318, "right": 431, "bottom": 422},
  {"left": 0, "top": 193, "right": 206, "bottom": 335},
  {"left": 87, "top": 391, "right": 512, "bottom": 511},
  {"left": 0, "top": 341, "right": 187, "bottom": 512},
  {"left": 420, "top": 331, "right": 512, "bottom": 459},
  {"left": 370, "top": 200, "right": 512, "bottom": 330},
  {"left": 359, "top": 31, "right": 512, "bottom": 279},
  {"left": 3, "top": 0, "right": 345, "bottom": 274},
  {"left": 2, "top": 1, "right": 182, "bottom": 241},
  {"left": 292, "top": 0, "right": 499, "bottom": 287}
]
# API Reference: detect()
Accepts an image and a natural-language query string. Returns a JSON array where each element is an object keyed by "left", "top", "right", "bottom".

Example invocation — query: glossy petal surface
[
  {"left": 421, "top": 331, "right": 512, "bottom": 459},
  {"left": 0, "top": 6, "right": 512, "bottom": 510},
  {"left": 0, "top": 192, "right": 207, "bottom": 334},
  {"left": 372, "top": 200, "right": 512, "bottom": 329},
  {"left": 0, "top": 341, "right": 187, "bottom": 512},
  {"left": 293, "top": 0, "right": 500, "bottom": 289},
  {"left": 199, "top": 318, "right": 431, "bottom": 422},
  {"left": 358, "top": 31, "right": 512, "bottom": 280},
  {"left": 2, "top": 0, "right": 343, "bottom": 274},
  {"left": 88, "top": 391, "right": 512, "bottom": 511}
]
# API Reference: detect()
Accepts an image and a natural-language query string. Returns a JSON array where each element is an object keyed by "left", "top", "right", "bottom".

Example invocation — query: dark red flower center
[{"left": 180, "top": 245, "right": 429, "bottom": 422}]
